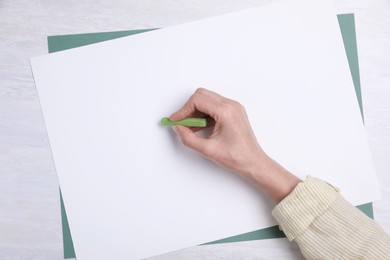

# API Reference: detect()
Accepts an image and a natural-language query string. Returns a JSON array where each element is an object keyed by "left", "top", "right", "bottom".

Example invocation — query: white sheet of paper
[{"left": 30, "top": 0, "right": 381, "bottom": 258}]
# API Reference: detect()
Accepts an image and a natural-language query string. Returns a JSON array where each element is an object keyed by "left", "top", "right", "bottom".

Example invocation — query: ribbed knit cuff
[{"left": 272, "top": 176, "right": 340, "bottom": 241}]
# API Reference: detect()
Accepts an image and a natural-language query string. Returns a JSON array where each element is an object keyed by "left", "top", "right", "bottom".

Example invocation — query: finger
[
  {"left": 170, "top": 93, "right": 219, "bottom": 121},
  {"left": 195, "top": 87, "right": 225, "bottom": 100},
  {"left": 195, "top": 87, "right": 240, "bottom": 105},
  {"left": 171, "top": 87, "right": 224, "bottom": 121},
  {"left": 174, "top": 125, "right": 210, "bottom": 155},
  {"left": 169, "top": 98, "right": 195, "bottom": 121}
]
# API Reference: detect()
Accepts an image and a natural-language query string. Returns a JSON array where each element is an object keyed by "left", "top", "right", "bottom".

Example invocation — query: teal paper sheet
[{"left": 47, "top": 13, "right": 371, "bottom": 258}]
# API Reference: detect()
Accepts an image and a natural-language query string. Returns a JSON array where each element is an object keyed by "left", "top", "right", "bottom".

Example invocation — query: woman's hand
[
  {"left": 170, "top": 88, "right": 301, "bottom": 202},
  {"left": 170, "top": 88, "right": 267, "bottom": 181}
]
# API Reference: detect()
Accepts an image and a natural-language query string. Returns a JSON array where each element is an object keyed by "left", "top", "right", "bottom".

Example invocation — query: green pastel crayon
[{"left": 161, "top": 117, "right": 207, "bottom": 127}]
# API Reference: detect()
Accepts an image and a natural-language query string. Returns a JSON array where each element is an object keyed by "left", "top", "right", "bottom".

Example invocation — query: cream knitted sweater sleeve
[{"left": 272, "top": 176, "right": 390, "bottom": 259}]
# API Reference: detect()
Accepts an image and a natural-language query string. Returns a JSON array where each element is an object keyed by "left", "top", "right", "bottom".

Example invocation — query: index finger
[{"left": 169, "top": 92, "right": 220, "bottom": 121}]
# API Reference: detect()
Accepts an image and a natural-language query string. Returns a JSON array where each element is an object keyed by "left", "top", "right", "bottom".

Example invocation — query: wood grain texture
[{"left": 0, "top": 0, "right": 389, "bottom": 259}]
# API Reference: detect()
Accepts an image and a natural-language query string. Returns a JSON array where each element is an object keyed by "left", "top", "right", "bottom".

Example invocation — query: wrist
[
  {"left": 240, "top": 151, "right": 272, "bottom": 183},
  {"left": 246, "top": 154, "right": 301, "bottom": 203}
]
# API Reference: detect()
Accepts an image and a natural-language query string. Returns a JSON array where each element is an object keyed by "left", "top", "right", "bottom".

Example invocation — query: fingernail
[{"left": 172, "top": 126, "right": 178, "bottom": 134}]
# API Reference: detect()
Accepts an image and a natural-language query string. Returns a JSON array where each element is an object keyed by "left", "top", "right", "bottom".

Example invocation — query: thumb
[{"left": 173, "top": 125, "right": 209, "bottom": 155}]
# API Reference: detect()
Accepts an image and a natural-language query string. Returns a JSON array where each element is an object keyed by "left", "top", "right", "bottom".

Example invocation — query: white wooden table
[{"left": 1, "top": 0, "right": 389, "bottom": 259}]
